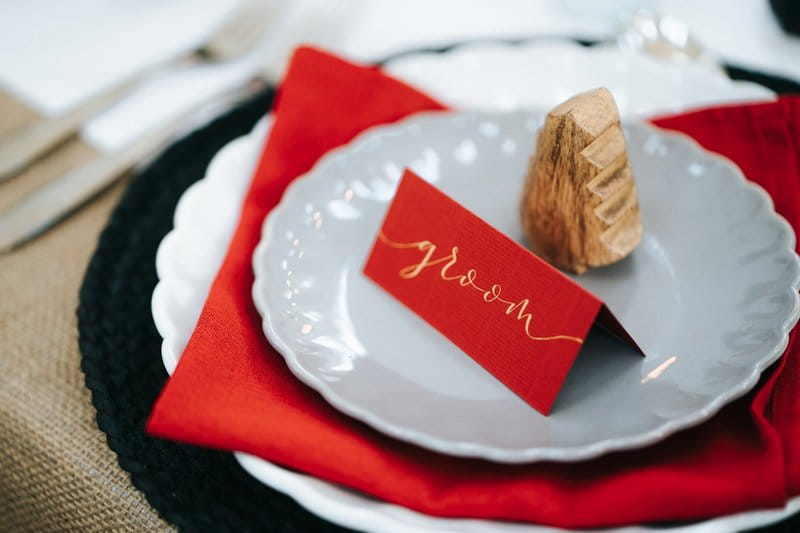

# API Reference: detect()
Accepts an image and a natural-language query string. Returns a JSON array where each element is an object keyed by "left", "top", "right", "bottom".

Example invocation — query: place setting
[
  {"left": 4, "top": 2, "right": 800, "bottom": 531},
  {"left": 120, "top": 40, "right": 800, "bottom": 530}
]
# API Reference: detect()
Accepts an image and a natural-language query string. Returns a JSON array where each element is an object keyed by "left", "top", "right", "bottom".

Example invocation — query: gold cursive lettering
[{"left": 377, "top": 231, "right": 582, "bottom": 345}]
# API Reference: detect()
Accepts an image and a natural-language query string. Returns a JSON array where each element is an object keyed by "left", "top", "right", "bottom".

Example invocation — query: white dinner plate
[
  {"left": 384, "top": 40, "right": 774, "bottom": 114},
  {"left": 152, "top": 40, "right": 798, "bottom": 531},
  {"left": 252, "top": 110, "right": 800, "bottom": 462}
]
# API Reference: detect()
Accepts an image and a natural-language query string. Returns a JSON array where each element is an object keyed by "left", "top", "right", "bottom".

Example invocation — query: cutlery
[
  {"left": 0, "top": 0, "right": 350, "bottom": 253},
  {"left": 0, "top": 0, "right": 288, "bottom": 182}
]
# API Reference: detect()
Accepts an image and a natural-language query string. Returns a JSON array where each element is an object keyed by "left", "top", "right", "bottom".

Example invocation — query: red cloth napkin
[{"left": 147, "top": 46, "right": 800, "bottom": 528}]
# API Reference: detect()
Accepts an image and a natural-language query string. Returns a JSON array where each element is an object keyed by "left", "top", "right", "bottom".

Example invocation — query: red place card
[{"left": 363, "top": 169, "right": 642, "bottom": 415}]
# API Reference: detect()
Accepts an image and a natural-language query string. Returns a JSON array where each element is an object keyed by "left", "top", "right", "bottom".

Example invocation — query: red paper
[
  {"left": 146, "top": 46, "right": 800, "bottom": 529},
  {"left": 364, "top": 169, "right": 640, "bottom": 414}
]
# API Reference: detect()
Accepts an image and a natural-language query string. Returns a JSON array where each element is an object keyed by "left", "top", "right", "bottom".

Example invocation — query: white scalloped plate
[
  {"left": 153, "top": 114, "right": 800, "bottom": 533},
  {"left": 253, "top": 110, "right": 800, "bottom": 462},
  {"left": 152, "top": 41, "right": 798, "bottom": 531},
  {"left": 385, "top": 40, "right": 774, "bottom": 114}
]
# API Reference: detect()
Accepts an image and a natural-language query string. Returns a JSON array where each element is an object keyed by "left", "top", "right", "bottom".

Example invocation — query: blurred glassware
[{"left": 616, "top": 11, "right": 721, "bottom": 72}]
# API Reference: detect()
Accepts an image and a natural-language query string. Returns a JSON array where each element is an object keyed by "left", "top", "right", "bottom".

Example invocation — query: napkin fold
[{"left": 147, "top": 46, "right": 800, "bottom": 528}]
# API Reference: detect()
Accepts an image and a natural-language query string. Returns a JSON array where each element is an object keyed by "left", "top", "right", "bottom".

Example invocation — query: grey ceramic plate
[{"left": 252, "top": 110, "right": 800, "bottom": 463}]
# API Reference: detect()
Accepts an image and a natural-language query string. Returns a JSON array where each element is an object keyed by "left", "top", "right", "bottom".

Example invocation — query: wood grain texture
[{"left": 521, "top": 88, "right": 642, "bottom": 274}]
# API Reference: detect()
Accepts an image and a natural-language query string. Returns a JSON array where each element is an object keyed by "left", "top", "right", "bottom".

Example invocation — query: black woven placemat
[
  {"left": 78, "top": 46, "right": 800, "bottom": 532},
  {"left": 78, "top": 87, "right": 351, "bottom": 533}
]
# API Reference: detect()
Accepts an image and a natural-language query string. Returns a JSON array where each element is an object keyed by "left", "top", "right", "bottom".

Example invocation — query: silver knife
[
  {"left": 0, "top": 0, "right": 290, "bottom": 182},
  {"left": 0, "top": 0, "right": 350, "bottom": 253}
]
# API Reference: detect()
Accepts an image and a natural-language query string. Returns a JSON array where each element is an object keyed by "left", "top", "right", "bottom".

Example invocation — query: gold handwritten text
[{"left": 378, "top": 231, "right": 583, "bottom": 345}]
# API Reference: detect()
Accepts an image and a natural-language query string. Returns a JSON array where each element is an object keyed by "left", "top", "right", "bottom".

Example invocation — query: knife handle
[
  {"left": 0, "top": 116, "right": 179, "bottom": 253},
  {"left": 0, "top": 80, "right": 138, "bottom": 182},
  {"left": 0, "top": 77, "right": 271, "bottom": 254}
]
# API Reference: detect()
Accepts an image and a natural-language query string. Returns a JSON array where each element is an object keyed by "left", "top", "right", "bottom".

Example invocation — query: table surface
[
  {"left": 0, "top": 94, "right": 172, "bottom": 531},
  {"left": 1, "top": 3, "right": 799, "bottom": 527},
  {"left": 2, "top": 80, "right": 799, "bottom": 533}
]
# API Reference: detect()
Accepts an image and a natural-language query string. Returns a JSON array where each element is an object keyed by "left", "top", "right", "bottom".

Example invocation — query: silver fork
[
  {"left": 0, "top": 0, "right": 351, "bottom": 253},
  {"left": 0, "top": 0, "right": 289, "bottom": 182}
]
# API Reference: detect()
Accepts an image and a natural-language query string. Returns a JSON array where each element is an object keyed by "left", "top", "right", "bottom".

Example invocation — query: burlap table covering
[{"left": 0, "top": 90, "right": 172, "bottom": 531}]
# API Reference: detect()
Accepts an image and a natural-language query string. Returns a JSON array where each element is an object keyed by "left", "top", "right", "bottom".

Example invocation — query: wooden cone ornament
[{"left": 521, "top": 88, "right": 642, "bottom": 274}]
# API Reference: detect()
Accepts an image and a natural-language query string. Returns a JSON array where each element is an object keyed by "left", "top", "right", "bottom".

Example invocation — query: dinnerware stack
[{"left": 150, "top": 41, "right": 800, "bottom": 531}]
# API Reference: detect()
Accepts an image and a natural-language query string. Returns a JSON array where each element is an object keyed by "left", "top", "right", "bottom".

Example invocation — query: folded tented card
[{"left": 363, "top": 169, "right": 642, "bottom": 415}]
